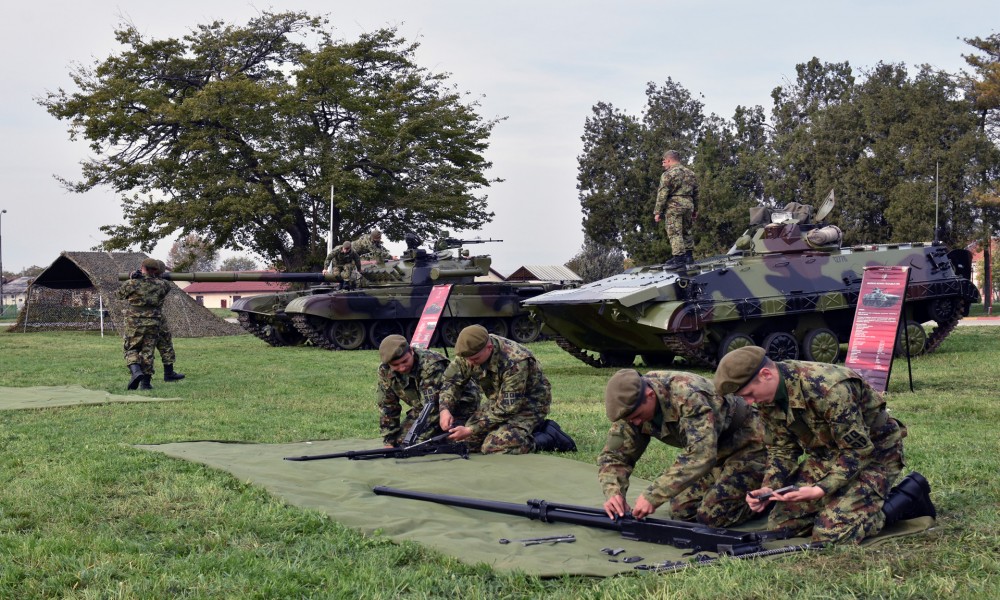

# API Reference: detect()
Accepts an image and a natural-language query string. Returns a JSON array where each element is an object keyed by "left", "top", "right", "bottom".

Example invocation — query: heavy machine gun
[{"left": 372, "top": 486, "right": 789, "bottom": 556}]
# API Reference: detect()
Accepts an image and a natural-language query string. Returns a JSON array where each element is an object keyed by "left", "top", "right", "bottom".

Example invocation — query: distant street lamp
[{"left": 0, "top": 208, "right": 6, "bottom": 315}]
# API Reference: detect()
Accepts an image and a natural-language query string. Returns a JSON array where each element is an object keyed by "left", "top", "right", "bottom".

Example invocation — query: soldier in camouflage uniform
[
  {"left": 714, "top": 346, "right": 908, "bottom": 544},
  {"left": 324, "top": 241, "right": 362, "bottom": 288},
  {"left": 439, "top": 325, "right": 550, "bottom": 454},
  {"left": 117, "top": 258, "right": 171, "bottom": 390},
  {"left": 653, "top": 149, "right": 698, "bottom": 267},
  {"left": 376, "top": 335, "right": 479, "bottom": 447},
  {"left": 152, "top": 260, "right": 185, "bottom": 382},
  {"left": 598, "top": 369, "right": 766, "bottom": 526},
  {"left": 352, "top": 230, "right": 392, "bottom": 264}
]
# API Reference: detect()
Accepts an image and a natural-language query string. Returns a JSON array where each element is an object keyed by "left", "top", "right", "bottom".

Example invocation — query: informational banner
[
  {"left": 845, "top": 266, "right": 910, "bottom": 392},
  {"left": 410, "top": 284, "right": 453, "bottom": 349}
]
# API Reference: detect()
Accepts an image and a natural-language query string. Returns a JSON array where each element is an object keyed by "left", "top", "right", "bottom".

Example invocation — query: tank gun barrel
[
  {"left": 117, "top": 271, "right": 339, "bottom": 283},
  {"left": 430, "top": 267, "right": 487, "bottom": 280}
]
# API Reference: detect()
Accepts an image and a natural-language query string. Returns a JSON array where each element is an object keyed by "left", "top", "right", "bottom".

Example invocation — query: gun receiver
[
  {"left": 284, "top": 433, "right": 467, "bottom": 462},
  {"left": 372, "top": 486, "right": 781, "bottom": 555},
  {"left": 401, "top": 400, "right": 437, "bottom": 447}
]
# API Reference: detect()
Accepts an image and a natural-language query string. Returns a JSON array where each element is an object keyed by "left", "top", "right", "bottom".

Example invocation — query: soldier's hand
[
  {"left": 775, "top": 485, "right": 824, "bottom": 503},
  {"left": 654, "top": 214, "right": 661, "bottom": 223},
  {"left": 632, "top": 495, "right": 657, "bottom": 519},
  {"left": 747, "top": 487, "right": 772, "bottom": 512},
  {"left": 603, "top": 494, "right": 631, "bottom": 519},
  {"left": 447, "top": 425, "right": 472, "bottom": 441},
  {"left": 439, "top": 409, "right": 454, "bottom": 430}
]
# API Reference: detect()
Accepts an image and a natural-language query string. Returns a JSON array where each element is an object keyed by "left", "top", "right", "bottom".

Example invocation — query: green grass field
[{"left": 1, "top": 326, "right": 998, "bottom": 599}]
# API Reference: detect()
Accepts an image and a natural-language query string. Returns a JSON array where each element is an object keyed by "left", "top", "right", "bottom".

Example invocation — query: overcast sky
[{"left": 2, "top": 1, "right": 998, "bottom": 275}]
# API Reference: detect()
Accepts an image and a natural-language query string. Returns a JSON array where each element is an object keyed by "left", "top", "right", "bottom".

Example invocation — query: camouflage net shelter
[{"left": 8, "top": 251, "right": 243, "bottom": 337}]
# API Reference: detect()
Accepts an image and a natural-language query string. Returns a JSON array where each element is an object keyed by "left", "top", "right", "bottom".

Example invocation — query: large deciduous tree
[
  {"left": 40, "top": 11, "right": 498, "bottom": 271},
  {"left": 167, "top": 234, "right": 218, "bottom": 272}
]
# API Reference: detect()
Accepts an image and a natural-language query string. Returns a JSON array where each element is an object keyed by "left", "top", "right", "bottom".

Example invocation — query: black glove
[{"left": 129, "top": 269, "right": 143, "bottom": 279}]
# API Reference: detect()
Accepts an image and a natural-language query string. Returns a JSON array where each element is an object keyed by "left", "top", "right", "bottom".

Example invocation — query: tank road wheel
[
  {"left": 641, "top": 352, "right": 675, "bottom": 368},
  {"left": 802, "top": 328, "right": 840, "bottom": 363},
  {"left": 439, "top": 319, "right": 470, "bottom": 347},
  {"left": 327, "top": 321, "right": 366, "bottom": 350},
  {"left": 600, "top": 352, "right": 637, "bottom": 368},
  {"left": 895, "top": 321, "right": 928, "bottom": 357},
  {"left": 763, "top": 332, "right": 799, "bottom": 361},
  {"left": 509, "top": 315, "right": 541, "bottom": 343},
  {"left": 928, "top": 298, "right": 958, "bottom": 323},
  {"left": 368, "top": 320, "right": 404, "bottom": 348},
  {"left": 481, "top": 318, "right": 509, "bottom": 339},
  {"left": 717, "top": 333, "right": 755, "bottom": 361}
]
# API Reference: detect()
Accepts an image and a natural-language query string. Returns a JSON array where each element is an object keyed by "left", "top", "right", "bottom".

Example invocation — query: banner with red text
[
  {"left": 845, "top": 266, "right": 910, "bottom": 392},
  {"left": 410, "top": 284, "right": 453, "bottom": 349}
]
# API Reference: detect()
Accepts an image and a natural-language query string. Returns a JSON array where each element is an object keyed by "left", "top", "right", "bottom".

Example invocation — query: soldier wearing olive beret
[
  {"left": 376, "top": 334, "right": 479, "bottom": 447},
  {"left": 714, "top": 346, "right": 917, "bottom": 544},
  {"left": 598, "top": 368, "right": 765, "bottom": 526},
  {"left": 438, "top": 325, "right": 551, "bottom": 454},
  {"left": 117, "top": 257, "right": 171, "bottom": 390},
  {"left": 149, "top": 260, "right": 185, "bottom": 384}
]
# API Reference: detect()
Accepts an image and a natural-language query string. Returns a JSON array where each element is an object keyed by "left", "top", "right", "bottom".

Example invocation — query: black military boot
[
  {"left": 882, "top": 472, "right": 936, "bottom": 527},
  {"left": 163, "top": 364, "right": 186, "bottom": 382},
  {"left": 127, "top": 363, "right": 144, "bottom": 390},
  {"left": 681, "top": 250, "right": 693, "bottom": 265},
  {"left": 139, "top": 374, "right": 153, "bottom": 390}
]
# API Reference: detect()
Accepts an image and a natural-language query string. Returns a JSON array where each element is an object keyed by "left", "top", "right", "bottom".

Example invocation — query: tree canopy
[
  {"left": 41, "top": 11, "right": 498, "bottom": 271},
  {"left": 578, "top": 48, "right": 1000, "bottom": 262}
]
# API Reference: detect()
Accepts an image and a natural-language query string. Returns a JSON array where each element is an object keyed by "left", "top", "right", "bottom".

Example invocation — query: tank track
[
  {"left": 290, "top": 314, "right": 339, "bottom": 350},
  {"left": 660, "top": 334, "right": 718, "bottom": 369},
  {"left": 553, "top": 336, "right": 606, "bottom": 368},
  {"left": 237, "top": 312, "right": 290, "bottom": 347},
  {"left": 924, "top": 298, "right": 965, "bottom": 354}
]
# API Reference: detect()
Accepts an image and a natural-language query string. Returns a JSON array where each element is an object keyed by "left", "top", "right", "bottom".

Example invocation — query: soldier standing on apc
[
  {"left": 117, "top": 258, "right": 171, "bottom": 390},
  {"left": 376, "top": 335, "right": 479, "bottom": 447},
  {"left": 714, "top": 346, "right": 935, "bottom": 544},
  {"left": 598, "top": 369, "right": 766, "bottom": 526},
  {"left": 439, "top": 325, "right": 550, "bottom": 454},
  {"left": 654, "top": 149, "right": 697, "bottom": 268}
]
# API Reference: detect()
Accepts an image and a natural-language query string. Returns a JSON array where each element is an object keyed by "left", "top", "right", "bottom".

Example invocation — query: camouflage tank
[
  {"left": 523, "top": 193, "right": 980, "bottom": 368},
  {"left": 162, "top": 234, "right": 566, "bottom": 350}
]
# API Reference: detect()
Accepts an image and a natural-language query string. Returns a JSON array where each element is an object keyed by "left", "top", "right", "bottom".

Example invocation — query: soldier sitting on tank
[
  {"left": 325, "top": 241, "right": 362, "bottom": 289},
  {"left": 598, "top": 368, "right": 766, "bottom": 527},
  {"left": 377, "top": 335, "right": 480, "bottom": 447},
  {"left": 353, "top": 230, "right": 392, "bottom": 264}
]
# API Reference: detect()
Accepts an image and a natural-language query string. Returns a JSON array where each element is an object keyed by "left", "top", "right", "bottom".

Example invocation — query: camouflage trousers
[
  {"left": 156, "top": 320, "right": 176, "bottom": 365},
  {"left": 663, "top": 197, "right": 694, "bottom": 256},
  {"left": 330, "top": 264, "right": 356, "bottom": 282},
  {"left": 668, "top": 445, "right": 767, "bottom": 527},
  {"left": 767, "top": 448, "right": 904, "bottom": 544},
  {"left": 123, "top": 317, "right": 162, "bottom": 375},
  {"left": 465, "top": 415, "right": 541, "bottom": 455}
]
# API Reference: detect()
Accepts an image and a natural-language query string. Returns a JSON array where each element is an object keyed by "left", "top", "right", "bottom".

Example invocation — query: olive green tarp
[
  {"left": 136, "top": 439, "right": 934, "bottom": 577},
  {"left": 0, "top": 385, "right": 180, "bottom": 409}
]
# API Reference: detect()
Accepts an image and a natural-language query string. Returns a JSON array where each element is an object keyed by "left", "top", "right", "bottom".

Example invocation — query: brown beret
[
  {"left": 379, "top": 334, "right": 409, "bottom": 364},
  {"left": 141, "top": 258, "right": 161, "bottom": 273},
  {"left": 455, "top": 325, "right": 490, "bottom": 357},
  {"left": 714, "top": 346, "right": 767, "bottom": 396},
  {"left": 604, "top": 369, "right": 646, "bottom": 422},
  {"left": 155, "top": 259, "right": 167, "bottom": 273}
]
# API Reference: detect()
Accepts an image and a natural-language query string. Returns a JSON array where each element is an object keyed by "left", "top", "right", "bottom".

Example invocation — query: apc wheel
[
  {"left": 763, "top": 332, "right": 799, "bottom": 361},
  {"left": 718, "top": 333, "right": 755, "bottom": 361},
  {"left": 928, "top": 298, "right": 958, "bottom": 323},
  {"left": 328, "top": 321, "right": 366, "bottom": 350},
  {"left": 510, "top": 315, "right": 541, "bottom": 343},
  {"left": 481, "top": 318, "right": 509, "bottom": 338},
  {"left": 439, "top": 319, "right": 470, "bottom": 347},
  {"left": 600, "top": 352, "right": 636, "bottom": 368},
  {"left": 802, "top": 328, "right": 840, "bottom": 363},
  {"left": 368, "top": 320, "right": 404, "bottom": 348},
  {"left": 641, "top": 352, "right": 675, "bottom": 368},
  {"left": 895, "top": 321, "right": 928, "bottom": 357}
]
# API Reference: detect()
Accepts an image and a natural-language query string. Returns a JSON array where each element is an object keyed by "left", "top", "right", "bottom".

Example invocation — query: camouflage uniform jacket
[
  {"left": 654, "top": 164, "right": 698, "bottom": 216},
  {"left": 352, "top": 234, "right": 392, "bottom": 262},
  {"left": 376, "top": 348, "right": 451, "bottom": 445},
  {"left": 759, "top": 361, "right": 905, "bottom": 496},
  {"left": 597, "top": 371, "right": 763, "bottom": 507},
  {"left": 439, "top": 335, "right": 551, "bottom": 436},
  {"left": 326, "top": 248, "right": 362, "bottom": 271},
  {"left": 117, "top": 276, "right": 170, "bottom": 317}
]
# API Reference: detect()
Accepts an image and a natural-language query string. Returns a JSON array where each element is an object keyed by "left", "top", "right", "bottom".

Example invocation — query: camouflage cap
[
  {"left": 714, "top": 346, "right": 767, "bottom": 396},
  {"left": 379, "top": 334, "right": 409, "bottom": 364},
  {"left": 154, "top": 259, "right": 167, "bottom": 273},
  {"left": 662, "top": 149, "right": 680, "bottom": 160},
  {"left": 141, "top": 258, "right": 161, "bottom": 274},
  {"left": 604, "top": 369, "right": 647, "bottom": 422},
  {"left": 455, "top": 325, "right": 490, "bottom": 357},
  {"left": 371, "top": 230, "right": 382, "bottom": 241}
]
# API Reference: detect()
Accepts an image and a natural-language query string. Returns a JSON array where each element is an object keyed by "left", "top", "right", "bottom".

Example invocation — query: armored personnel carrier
[
  {"left": 164, "top": 234, "right": 565, "bottom": 350},
  {"left": 524, "top": 193, "right": 980, "bottom": 368}
]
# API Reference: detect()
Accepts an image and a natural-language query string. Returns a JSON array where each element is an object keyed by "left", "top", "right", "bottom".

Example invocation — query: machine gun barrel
[
  {"left": 284, "top": 433, "right": 467, "bottom": 462},
  {"left": 371, "top": 486, "right": 770, "bottom": 555}
]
